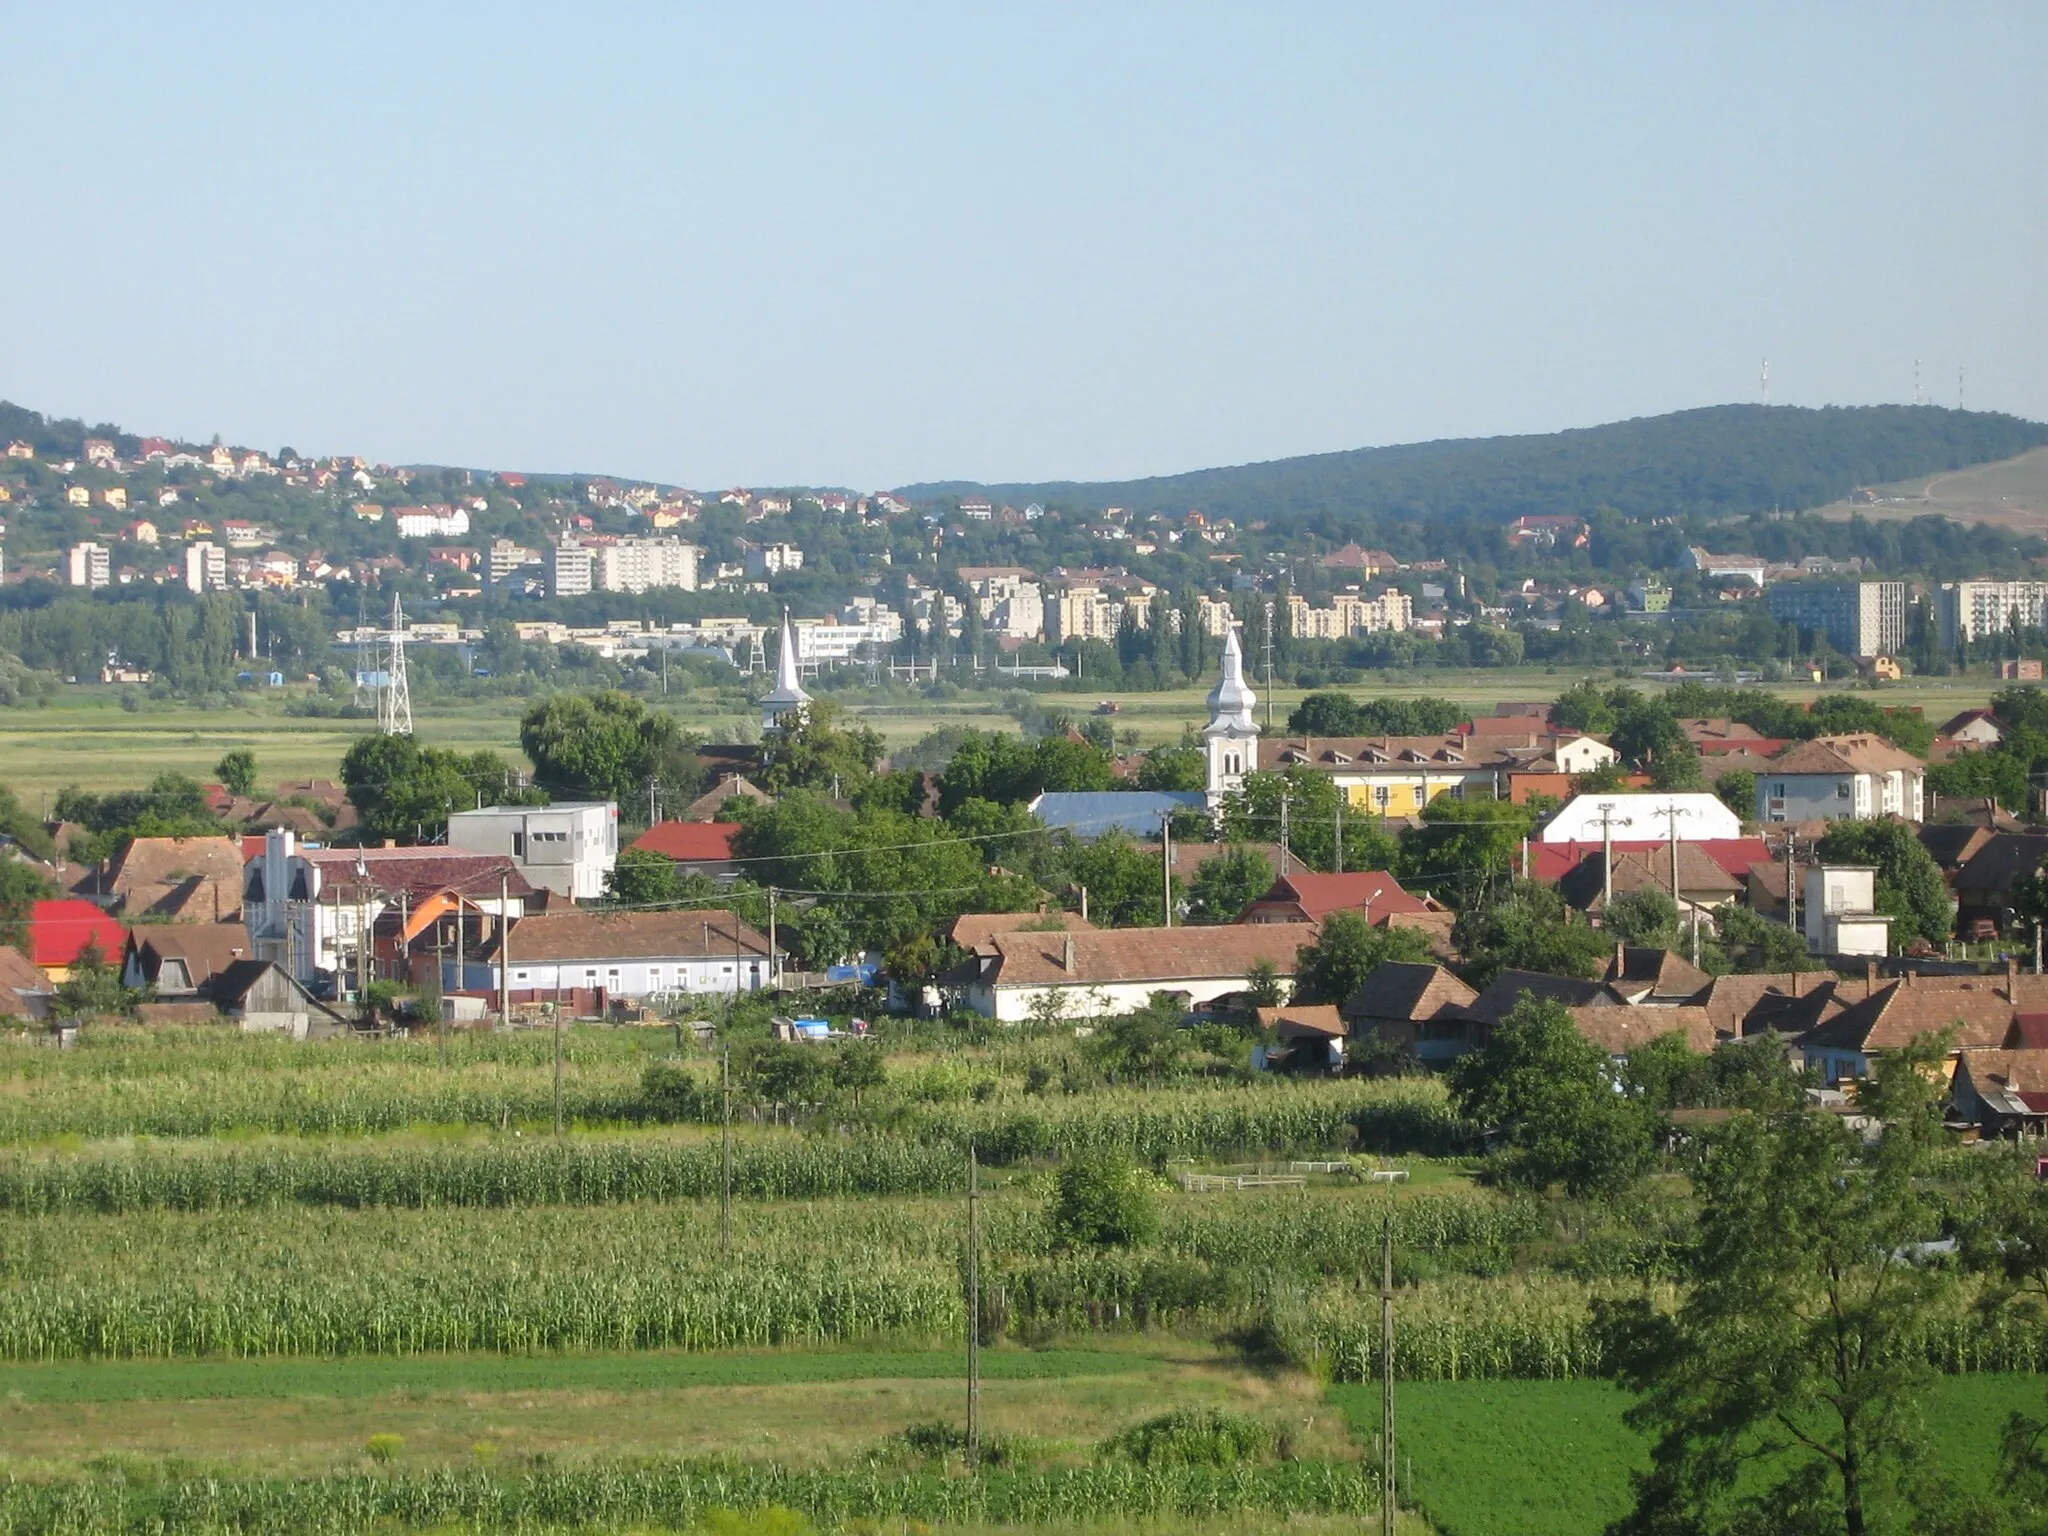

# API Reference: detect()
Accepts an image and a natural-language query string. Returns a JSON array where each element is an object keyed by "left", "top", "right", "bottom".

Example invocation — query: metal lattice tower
[
  {"left": 379, "top": 593, "right": 413, "bottom": 736},
  {"left": 352, "top": 588, "right": 372, "bottom": 712}
]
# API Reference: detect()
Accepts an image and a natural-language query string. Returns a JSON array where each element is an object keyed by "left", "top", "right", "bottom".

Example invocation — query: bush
[
  {"left": 365, "top": 1433, "right": 403, "bottom": 1464},
  {"left": 1102, "top": 1408, "right": 1281, "bottom": 1466},
  {"left": 1048, "top": 1156, "right": 1159, "bottom": 1248}
]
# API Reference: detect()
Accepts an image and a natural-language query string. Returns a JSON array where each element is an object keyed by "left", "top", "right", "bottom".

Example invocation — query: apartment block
[
  {"left": 65, "top": 542, "right": 110, "bottom": 590},
  {"left": 1286, "top": 589, "right": 1413, "bottom": 639},
  {"left": 1935, "top": 581, "right": 2048, "bottom": 650},
  {"left": 547, "top": 539, "right": 595, "bottom": 598},
  {"left": 1764, "top": 580, "right": 1905, "bottom": 658},
  {"left": 183, "top": 541, "right": 227, "bottom": 594},
  {"left": 596, "top": 537, "right": 699, "bottom": 595},
  {"left": 1049, "top": 586, "right": 1123, "bottom": 643}
]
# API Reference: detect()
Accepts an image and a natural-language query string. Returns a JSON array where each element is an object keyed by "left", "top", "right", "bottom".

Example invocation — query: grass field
[
  {"left": 1810, "top": 444, "right": 2048, "bottom": 533},
  {"left": 1333, "top": 1375, "right": 2035, "bottom": 1536},
  {"left": 0, "top": 1340, "right": 1353, "bottom": 1477},
  {"left": 0, "top": 670, "right": 2007, "bottom": 799}
]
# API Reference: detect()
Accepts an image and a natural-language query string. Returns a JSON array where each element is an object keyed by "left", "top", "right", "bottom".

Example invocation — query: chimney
[
  {"left": 1063, "top": 935, "right": 1076, "bottom": 972},
  {"left": 1614, "top": 941, "right": 1626, "bottom": 971},
  {"left": 2010, "top": 956, "right": 2021, "bottom": 1000},
  {"left": 1866, "top": 960, "right": 1878, "bottom": 993}
]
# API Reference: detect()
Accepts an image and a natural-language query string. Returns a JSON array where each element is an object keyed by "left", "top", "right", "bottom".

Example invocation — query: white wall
[
  {"left": 972, "top": 974, "right": 1291, "bottom": 1023},
  {"left": 1542, "top": 793, "right": 1742, "bottom": 844}
]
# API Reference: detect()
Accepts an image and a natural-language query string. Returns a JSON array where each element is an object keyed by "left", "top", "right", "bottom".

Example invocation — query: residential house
[
  {"left": 1602, "top": 947, "right": 1713, "bottom": 1005},
  {"left": 27, "top": 899, "right": 128, "bottom": 982},
  {"left": 0, "top": 947, "right": 53, "bottom": 1021},
  {"left": 1757, "top": 735, "right": 1926, "bottom": 824},
  {"left": 949, "top": 910, "right": 1096, "bottom": 954},
  {"left": 1556, "top": 845, "right": 1744, "bottom": 921},
  {"left": 1940, "top": 710, "right": 2005, "bottom": 749},
  {"left": 446, "top": 802, "right": 618, "bottom": 902},
  {"left": 1799, "top": 972, "right": 2021, "bottom": 1083},
  {"left": 629, "top": 822, "right": 742, "bottom": 881},
  {"left": 1239, "top": 870, "right": 1451, "bottom": 943},
  {"left": 1339, "top": 961, "right": 1478, "bottom": 1062},
  {"left": 1951, "top": 834, "right": 2048, "bottom": 937},
  {"left": 1951, "top": 1049, "right": 2048, "bottom": 1137},
  {"left": 121, "top": 923, "right": 254, "bottom": 994},
  {"left": 101, "top": 835, "right": 245, "bottom": 922},
  {"left": 470, "top": 910, "right": 781, "bottom": 1011},
  {"left": 942, "top": 925, "right": 1305, "bottom": 1023},
  {"left": 1802, "top": 864, "right": 1893, "bottom": 958},
  {"left": 682, "top": 776, "right": 771, "bottom": 822}
]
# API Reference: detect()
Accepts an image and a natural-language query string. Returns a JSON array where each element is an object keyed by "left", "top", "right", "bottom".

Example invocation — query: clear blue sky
[{"left": 1, "top": 4, "right": 2041, "bottom": 489}]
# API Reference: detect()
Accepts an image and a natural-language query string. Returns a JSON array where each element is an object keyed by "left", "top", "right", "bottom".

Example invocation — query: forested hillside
[{"left": 904, "top": 404, "right": 2048, "bottom": 525}]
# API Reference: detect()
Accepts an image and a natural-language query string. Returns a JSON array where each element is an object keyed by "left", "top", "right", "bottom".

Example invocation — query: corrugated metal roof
[{"left": 1028, "top": 791, "right": 1205, "bottom": 838}]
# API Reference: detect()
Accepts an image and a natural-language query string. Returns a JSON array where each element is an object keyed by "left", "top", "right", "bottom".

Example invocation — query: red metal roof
[
  {"left": 631, "top": 822, "right": 741, "bottom": 861},
  {"left": 29, "top": 899, "right": 128, "bottom": 969},
  {"left": 1529, "top": 838, "right": 1772, "bottom": 885}
]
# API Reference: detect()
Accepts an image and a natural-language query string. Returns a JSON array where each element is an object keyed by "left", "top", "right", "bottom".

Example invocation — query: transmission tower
[
  {"left": 1759, "top": 358, "right": 1770, "bottom": 405},
  {"left": 379, "top": 593, "right": 414, "bottom": 736}
]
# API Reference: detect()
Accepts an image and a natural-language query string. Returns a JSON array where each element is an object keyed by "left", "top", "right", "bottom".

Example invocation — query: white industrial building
[{"left": 445, "top": 802, "right": 619, "bottom": 901}]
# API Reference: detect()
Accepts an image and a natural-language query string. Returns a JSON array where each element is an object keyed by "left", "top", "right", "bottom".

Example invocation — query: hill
[
  {"left": 899, "top": 404, "right": 2048, "bottom": 525},
  {"left": 1807, "top": 444, "right": 2048, "bottom": 535}
]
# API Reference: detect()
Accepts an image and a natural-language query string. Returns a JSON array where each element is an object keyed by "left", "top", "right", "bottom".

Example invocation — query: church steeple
[
  {"left": 759, "top": 608, "right": 811, "bottom": 735},
  {"left": 1203, "top": 625, "right": 1259, "bottom": 805}
]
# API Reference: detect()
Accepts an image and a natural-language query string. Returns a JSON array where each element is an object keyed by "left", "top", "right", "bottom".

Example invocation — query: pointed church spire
[
  {"left": 760, "top": 607, "right": 812, "bottom": 734},
  {"left": 1204, "top": 625, "right": 1257, "bottom": 735}
]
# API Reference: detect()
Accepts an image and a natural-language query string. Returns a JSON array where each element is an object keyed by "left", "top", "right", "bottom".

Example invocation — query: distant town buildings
[
  {"left": 65, "top": 542, "right": 110, "bottom": 589},
  {"left": 1765, "top": 580, "right": 1907, "bottom": 659}
]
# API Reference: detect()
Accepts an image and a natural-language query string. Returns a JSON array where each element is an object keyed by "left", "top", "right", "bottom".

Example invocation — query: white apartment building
[
  {"left": 487, "top": 539, "right": 541, "bottom": 585},
  {"left": 959, "top": 566, "right": 1046, "bottom": 640},
  {"left": 596, "top": 537, "right": 700, "bottom": 594},
  {"left": 906, "top": 583, "right": 965, "bottom": 637},
  {"left": 1195, "top": 595, "right": 1237, "bottom": 637},
  {"left": 838, "top": 596, "right": 905, "bottom": 643},
  {"left": 446, "top": 801, "right": 618, "bottom": 902},
  {"left": 1936, "top": 581, "right": 2048, "bottom": 650},
  {"left": 745, "top": 542, "right": 804, "bottom": 576},
  {"left": 547, "top": 540, "right": 595, "bottom": 598},
  {"left": 394, "top": 505, "right": 472, "bottom": 539},
  {"left": 795, "top": 618, "right": 898, "bottom": 663},
  {"left": 66, "top": 542, "right": 110, "bottom": 589}
]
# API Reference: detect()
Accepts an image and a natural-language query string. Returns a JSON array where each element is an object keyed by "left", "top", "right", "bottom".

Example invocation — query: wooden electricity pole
[
  {"left": 1381, "top": 1217, "right": 1397, "bottom": 1536},
  {"left": 967, "top": 1144, "right": 982, "bottom": 1466},
  {"left": 552, "top": 1004, "right": 564, "bottom": 1137}
]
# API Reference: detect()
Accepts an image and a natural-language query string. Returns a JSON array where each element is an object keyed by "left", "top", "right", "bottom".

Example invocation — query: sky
[{"left": 0, "top": 4, "right": 2042, "bottom": 490}]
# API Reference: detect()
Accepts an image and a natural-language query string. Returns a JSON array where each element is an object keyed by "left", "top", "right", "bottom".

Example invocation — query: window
[
  {"left": 1837, "top": 782, "right": 1851, "bottom": 799},
  {"left": 512, "top": 833, "right": 525, "bottom": 857}
]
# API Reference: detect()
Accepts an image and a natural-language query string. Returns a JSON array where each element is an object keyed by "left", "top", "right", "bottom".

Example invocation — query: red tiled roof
[
  {"left": 300, "top": 848, "right": 537, "bottom": 902},
  {"left": 29, "top": 900, "right": 127, "bottom": 969},
  {"left": 986, "top": 926, "right": 1306, "bottom": 987},
  {"left": 951, "top": 911, "right": 1095, "bottom": 952},
  {"left": 631, "top": 822, "right": 741, "bottom": 861},
  {"left": 1245, "top": 871, "right": 1436, "bottom": 922}
]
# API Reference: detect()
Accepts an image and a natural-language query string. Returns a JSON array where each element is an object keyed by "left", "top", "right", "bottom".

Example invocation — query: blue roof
[{"left": 1029, "top": 790, "right": 1206, "bottom": 838}]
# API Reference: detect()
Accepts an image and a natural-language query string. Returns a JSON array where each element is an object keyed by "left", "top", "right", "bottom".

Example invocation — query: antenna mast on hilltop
[
  {"left": 1759, "top": 358, "right": 1770, "bottom": 405},
  {"left": 379, "top": 593, "right": 413, "bottom": 737},
  {"left": 1914, "top": 358, "right": 1924, "bottom": 407},
  {"left": 1959, "top": 367, "right": 1966, "bottom": 411}
]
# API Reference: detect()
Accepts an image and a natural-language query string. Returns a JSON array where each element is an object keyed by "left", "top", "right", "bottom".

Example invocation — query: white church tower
[
  {"left": 759, "top": 609, "right": 812, "bottom": 735},
  {"left": 1203, "top": 625, "right": 1259, "bottom": 808}
]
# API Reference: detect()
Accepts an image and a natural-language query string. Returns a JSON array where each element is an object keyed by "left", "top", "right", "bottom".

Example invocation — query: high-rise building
[
  {"left": 183, "top": 541, "right": 226, "bottom": 593},
  {"left": 1935, "top": 581, "right": 2048, "bottom": 650},
  {"left": 65, "top": 542, "right": 110, "bottom": 590},
  {"left": 1764, "top": 580, "right": 1905, "bottom": 658},
  {"left": 1049, "top": 586, "right": 1122, "bottom": 643},
  {"left": 546, "top": 539, "right": 594, "bottom": 598},
  {"left": 596, "top": 537, "right": 699, "bottom": 594}
]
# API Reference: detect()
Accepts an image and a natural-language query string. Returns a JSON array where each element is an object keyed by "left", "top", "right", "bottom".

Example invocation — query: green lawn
[{"left": 1333, "top": 1375, "right": 2039, "bottom": 1536}]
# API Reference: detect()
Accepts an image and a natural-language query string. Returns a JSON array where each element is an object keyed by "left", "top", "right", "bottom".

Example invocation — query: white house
[
  {"left": 1540, "top": 793, "right": 1744, "bottom": 845},
  {"left": 1758, "top": 735, "right": 1925, "bottom": 825},
  {"left": 465, "top": 909, "right": 782, "bottom": 1008},
  {"left": 446, "top": 801, "right": 618, "bottom": 902},
  {"left": 1802, "top": 864, "right": 1892, "bottom": 958},
  {"left": 941, "top": 925, "right": 1303, "bottom": 1023}
]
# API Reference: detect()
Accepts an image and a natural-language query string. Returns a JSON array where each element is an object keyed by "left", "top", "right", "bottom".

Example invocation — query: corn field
[
  {"left": 0, "top": 1461, "right": 1378, "bottom": 1534},
  {"left": 0, "top": 1135, "right": 968, "bottom": 1211}
]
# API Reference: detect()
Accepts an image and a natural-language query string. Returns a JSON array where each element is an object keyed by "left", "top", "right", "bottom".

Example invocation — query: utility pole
[
  {"left": 1279, "top": 788, "right": 1292, "bottom": 875},
  {"left": 1262, "top": 599, "right": 1276, "bottom": 732},
  {"left": 768, "top": 888, "right": 779, "bottom": 983},
  {"left": 967, "top": 1144, "right": 982, "bottom": 1466},
  {"left": 1160, "top": 811, "right": 1173, "bottom": 928},
  {"left": 553, "top": 997, "right": 564, "bottom": 1136},
  {"left": 1594, "top": 804, "right": 1633, "bottom": 910},
  {"left": 1334, "top": 794, "right": 1345, "bottom": 874},
  {"left": 1785, "top": 834, "right": 1799, "bottom": 943},
  {"left": 648, "top": 776, "right": 660, "bottom": 827},
  {"left": 1380, "top": 1216, "right": 1397, "bottom": 1536},
  {"left": 720, "top": 1047, "right": 733, "bottom": 1260},
  {"left": 498, "top": 873, "right": 511, "bottom": 1027}
]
